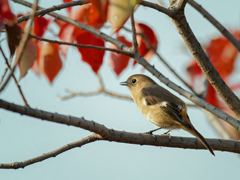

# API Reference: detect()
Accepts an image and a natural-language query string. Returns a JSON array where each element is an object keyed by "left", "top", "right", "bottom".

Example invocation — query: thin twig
[
  {"left": 27, "top": 33, "right": 134, "bottom": 57},
  {"left": 140, "top": 1, "right": 174, "bottom": 17},
  {"left": 204, "top": 110, "right": 233, "bottom": 140},
  {"left": 16, "top": 0, "right": 88, "bottom": 23},
  {"left": 130, "top": 12, "right": 138, "bottom": 52},
  {"left": 59, "top": 74, "right": 132, "bottom": 101},
  {"left": 0, "top": 47, "right": 29, "bottom": 106},
  {"left": 0, "top": 67, "right": 8, "bottom": 85},
  {"left": 0, "top": 0, "right": 39, "bottom": 93},
  {"left": 187, "top": 0, "right": 240, "bottom": 52},
  {"left": 0, "top": 134, "right": 102, "bottom": 169}
]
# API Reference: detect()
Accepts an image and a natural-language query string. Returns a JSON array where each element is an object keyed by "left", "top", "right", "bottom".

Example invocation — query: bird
[{"left": 120, "top": 74, "right": 215, "bottom": 156}]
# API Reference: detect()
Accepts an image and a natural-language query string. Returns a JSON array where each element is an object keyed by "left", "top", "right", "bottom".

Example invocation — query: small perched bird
[{"left": 120, "top": 74, "right": 214, "bottom": 156}]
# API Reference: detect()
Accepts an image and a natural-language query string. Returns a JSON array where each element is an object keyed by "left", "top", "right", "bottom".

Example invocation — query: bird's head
[{"left": 120, "top": 74, "right": 156, "bottom": 96}]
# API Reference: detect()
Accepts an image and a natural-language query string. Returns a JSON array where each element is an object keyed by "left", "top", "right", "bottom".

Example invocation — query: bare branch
[
  {"left": 27, "top": 33, "right": 134, "bottom": 57},
  {"left": 204, "top": 110, "right": 233, "bottom": 140},
  {"left": 187, "top": 0, "right": 240, "bottom": 52},
  {"left": 1, "top": 99, "right": 240, "bottom": 155},
  {"left": 0, "top": 67, "right": 8, "bottom": 85},
  {"left": 0, "top": 134, "right": 102, "bottom": 169},
  {"left": 0, "top": 0, "right": 39, "bottom": 93},
  {"left": 140, "top": 1, "right": 174, "bottom": 17},
  {"left": 59, "top": 74, "right": 132, "bottom": 101},
  {"left": 0, "top": 47, "right": 29, "bottom": 106},
  {"left": 169, "top": 0, "right": 187, "bottom": 10},
  {"left": 15, "top": 0, "right": 88, "bottom": 23},
  {"left": 130, "top": 12, "right": 138, "bottom": 52}
]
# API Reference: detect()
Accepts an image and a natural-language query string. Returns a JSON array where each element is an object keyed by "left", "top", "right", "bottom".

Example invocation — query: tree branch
[
  {"left": 0, "top": 134, "right": 101, "bottom": 169},
  {"left": 130, "top": 12, "right": 138, "bottom": 52},
  {"left": 59, "top": 74, "right": 132, "bottom": 101},
  {"left": 27, "top": 33, "right": 134, "bottom": 57},
  {"left": 187, "top": 0, "right": 240, "bottom": 52},
  {"left": 15, "top": 0, "right": 88, "bottom": 23},
  {"left": 0, "top": 47, "right": 29, "bottom": 107},
  {"left": 1, "top": 99, "right": 240, "bottom": 155},
  {"left": 140, "top": 1, "right": 174, "bottom": 17}
]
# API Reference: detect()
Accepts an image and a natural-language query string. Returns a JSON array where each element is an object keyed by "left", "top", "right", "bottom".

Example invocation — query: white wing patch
[{"left": 160, "top": 101, "right": 168, "bottom": 107}]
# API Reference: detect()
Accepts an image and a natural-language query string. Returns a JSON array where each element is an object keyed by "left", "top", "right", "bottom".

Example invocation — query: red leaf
[
  {"left": 63, "top": 0, "right": 73, "bottom": 13},
  {"left": 134, "top": 23, "right": 158, "bottom": 65},
  {"left": 76, "top": 32, "right": 105, "bottom": 73},
  {"left": 33, "top": 16, "right": 50, "bottom": 37},
  {"left": 0, "top": 0, "right": 16, "bottom": 26},
  {"left": 186, "top": 60, "right": 202, "bottom": 84},
  {"left": 205, "top": 82, "right": 219, "bottom": 108},
  {"left": 5, "top": 23, "right": 21, "bottom": 56},
  {"left": 207, "top": 31, "right": 240, "bottom": 80},
  {"left": 0, "top": 18, "right": 4, "bottom": 36},
  {"left": 88, "top": 0, "right": 108, "bottom": 28},
  {"left": 39, "top": 43, "right": 63, "bottom": 83},
  {"left": 17, "top": 40, "right": 38, "bottom": 79},
  {"left": 109, "top": 36, "right": 132, "bottom": 76}
]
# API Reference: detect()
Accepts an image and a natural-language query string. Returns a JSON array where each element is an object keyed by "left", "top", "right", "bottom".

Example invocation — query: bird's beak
[{"left": 120, "top": 81, "right": 128, "bottom": 86}]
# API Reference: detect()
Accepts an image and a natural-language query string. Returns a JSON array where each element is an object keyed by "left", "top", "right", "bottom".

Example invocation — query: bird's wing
[{"left": 142, "top": 87, "right": 192, "bottom": 129}]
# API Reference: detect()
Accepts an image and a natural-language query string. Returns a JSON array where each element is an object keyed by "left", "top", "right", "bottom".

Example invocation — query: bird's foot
[{"left": 144, "top": 131, "right": 153, "bottom": 135}]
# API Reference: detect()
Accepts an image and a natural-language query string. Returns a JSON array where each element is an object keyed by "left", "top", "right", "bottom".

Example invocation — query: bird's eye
[{"left": 132, "top": 79, "right": 137, "bottom": 84}]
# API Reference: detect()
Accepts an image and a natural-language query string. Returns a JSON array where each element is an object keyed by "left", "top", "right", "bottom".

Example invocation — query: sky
[{"left": 1, "top": 0, "right": 240, "bottom": 179}]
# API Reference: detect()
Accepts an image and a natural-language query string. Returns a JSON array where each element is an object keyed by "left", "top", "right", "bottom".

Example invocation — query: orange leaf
[
  {"left": 33, "top": 16, "right": 50, "bottom": 37},
  {"left": 39, "top": 43, "right": 63, "bottom": 83},
  {"left": 134, "top": 23, "right": 158, "bottom": 65},
  {"left": 5, "top": 23, "right": 21, "bottom": 56},
  {"left": 17, "top": 40, "right": 38, "bottom": 79},
  {"left": 109, "top": 36, "right": 132, "bottom": 76},
  {"left": 76, "top": 32, "right": 105, "bottom": 73}
]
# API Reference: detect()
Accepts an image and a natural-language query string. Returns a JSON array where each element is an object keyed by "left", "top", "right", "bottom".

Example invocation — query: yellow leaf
[
  {"left": 108, "top": 0, "right": 140, "bottom": 29},
  {"left": 17, "top": 40, "right": 38, "bottom": 79}
]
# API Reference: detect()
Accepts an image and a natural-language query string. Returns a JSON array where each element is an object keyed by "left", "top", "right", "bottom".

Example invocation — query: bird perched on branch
[{"left": 120, "top": 74, "right": 214, "bottom": 156}]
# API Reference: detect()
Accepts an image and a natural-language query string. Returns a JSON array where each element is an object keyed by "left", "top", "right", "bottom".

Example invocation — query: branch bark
[
  {"left": 0, "top": 99, "right": 240, "bottom": 156},
  {"left": 187, "top": 0, "right": 240, "bottom": 52},
  {"left": 0, "top": 134, "right": 102, "bottom": 169}
]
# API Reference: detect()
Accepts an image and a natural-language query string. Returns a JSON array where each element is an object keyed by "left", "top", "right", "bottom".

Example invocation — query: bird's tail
[{"left": 189, "top": 128, "right": 215, "bottom": 156}]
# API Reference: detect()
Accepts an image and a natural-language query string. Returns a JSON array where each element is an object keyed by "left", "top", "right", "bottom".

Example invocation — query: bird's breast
[{"left": 135, "top": 98, "right": 180, "bottom": 129}]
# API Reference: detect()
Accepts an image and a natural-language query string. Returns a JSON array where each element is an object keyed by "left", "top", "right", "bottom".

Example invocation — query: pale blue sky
[{"left": 1, "top": 0, "right": 240, "bottom": 179}]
